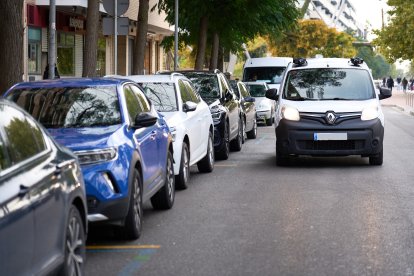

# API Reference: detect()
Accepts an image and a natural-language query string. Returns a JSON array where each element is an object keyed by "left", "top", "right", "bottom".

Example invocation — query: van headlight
[
  {"left": 75, "top": 147, "right": 118, "bottom": 165},
  {"left": 281, "top": 106, "right": 300, "bottom": 121},
  {"left": 361, "top": 106, "right": 379, "bottom": 121}
]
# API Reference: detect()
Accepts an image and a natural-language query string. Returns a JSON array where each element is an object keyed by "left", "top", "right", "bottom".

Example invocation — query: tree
[
  {"left": 270, "top": 20, "right": 356, "bottom": 58},
  {"left": 83, "top": 0, "right": 100, "bottom": 77},
  {"left": 133, "top": 0, "right": 149, "bottom": 74},
  {"left": 156, "top": 0, "right": 299, "bottom": 69},
  {"left": 373, "top": 0, "right": 414, "bottom": 62},
  {"left": 355, "top": 46, "right": 391, "bottom": 79},
  {"left": 0, "top": 0, "right": 24, "bottom": 95}
]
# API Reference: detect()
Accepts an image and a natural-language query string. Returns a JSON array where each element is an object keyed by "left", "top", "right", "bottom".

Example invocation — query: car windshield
[
  {"left": 247, "top": 84, "right": 267, "bottom": 97},
  {"left": 6, "top": 86, "right": 121, "bottom": 128},
  {"left": 183, "top": 73, "right": 221, "bottom": 99},
  {"left": 283, "top": 68, "right": 376, "bottom": 101},
  {"left": 141, "top": 83, "right": 178, "bottom": 112},
  {"left": 243, "top": 66, "right": 286, "bottom": 84}
]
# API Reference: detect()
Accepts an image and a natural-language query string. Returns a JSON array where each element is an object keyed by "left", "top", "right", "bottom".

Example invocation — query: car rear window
[
  {"left": 141, "top": 83, "right": 178, "bottom": 112},
  {"left": 283, "top": 68, "right": 376, "bottom": 101},
  {"left": 6, "top": 86, "right": 121, "bottom": 128},
  {"left": 182, "top": 73, "right": 221, "bottom": 99}
]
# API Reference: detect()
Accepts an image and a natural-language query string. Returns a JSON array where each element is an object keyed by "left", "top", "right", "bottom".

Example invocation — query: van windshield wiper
[{"left": 320, "top": 97, "right": 352, "bottom": 100}]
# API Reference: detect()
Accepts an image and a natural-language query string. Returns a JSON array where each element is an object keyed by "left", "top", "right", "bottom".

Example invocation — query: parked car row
[{"left": 0, "top": 69, "right": 261, "bottom": 275}]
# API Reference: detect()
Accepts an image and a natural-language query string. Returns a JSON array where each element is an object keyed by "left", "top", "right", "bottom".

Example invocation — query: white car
[
  {"left": 123, "top": 73, "right": 215, "bottom": 189},
  {"left": 245, "top": 82, "right": 274, "bottom": 126},
  {"left": 265, "top": 57, "right": 392, "bottom": 166}
]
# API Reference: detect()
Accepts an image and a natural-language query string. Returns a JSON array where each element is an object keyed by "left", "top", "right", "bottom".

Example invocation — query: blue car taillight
[{"left": 74, "top": 147, "right": 118, "bottom": 165}]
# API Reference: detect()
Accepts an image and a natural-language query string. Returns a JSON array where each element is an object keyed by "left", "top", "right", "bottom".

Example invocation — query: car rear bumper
[{"left": 275, "top": 118, "right": 384, "bottom": 156}]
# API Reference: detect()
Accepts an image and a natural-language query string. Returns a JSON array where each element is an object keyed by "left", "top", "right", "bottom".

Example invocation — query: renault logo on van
[{"left": 325, "top": 111, "right": 337, "bottom": 125}]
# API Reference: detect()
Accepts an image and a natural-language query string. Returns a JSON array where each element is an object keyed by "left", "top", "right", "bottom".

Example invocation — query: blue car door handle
[{"left": 150, "top": 131, "right": 157, "bottom": 140}]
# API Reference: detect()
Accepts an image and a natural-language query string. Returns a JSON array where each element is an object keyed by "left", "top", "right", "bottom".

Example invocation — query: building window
[
  {"left": 57, "top": 32, "right": 75, "bottom": 76},
  {"left": 28, "top": 28, "right": 41, "bottom": 74}
]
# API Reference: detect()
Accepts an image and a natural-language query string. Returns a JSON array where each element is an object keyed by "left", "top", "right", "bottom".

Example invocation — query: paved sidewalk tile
[{"left": 380, "top": 88, "right": 414, "bottom": 116}]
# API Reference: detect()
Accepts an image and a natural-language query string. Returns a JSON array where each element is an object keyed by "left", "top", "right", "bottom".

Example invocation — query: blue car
[
  {"left": 5, "top": 78, "right": 175, "bottom": 239},
  {"left": 0, "top": 99, "right": 87, "bottom": 275}
]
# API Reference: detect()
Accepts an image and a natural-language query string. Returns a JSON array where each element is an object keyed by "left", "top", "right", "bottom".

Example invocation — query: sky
[{"left": 349, "top": 0, "right": 391, "bottom": 36}]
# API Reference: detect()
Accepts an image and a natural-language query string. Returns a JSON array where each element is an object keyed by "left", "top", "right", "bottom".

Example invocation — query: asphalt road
[{"left": 85, "top": 106, "right": 414, "bottom": 276}]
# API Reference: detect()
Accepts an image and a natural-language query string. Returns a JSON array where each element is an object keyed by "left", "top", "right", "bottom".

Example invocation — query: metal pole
[
  {"left": 49, "top": 0, "right": 56, "bottom": 79},
  {"left": 174, "top": 0, "right": 178, "bottom": 71},
  {"left": 114, "top": 0, "right": 118, "bottom": 75}
]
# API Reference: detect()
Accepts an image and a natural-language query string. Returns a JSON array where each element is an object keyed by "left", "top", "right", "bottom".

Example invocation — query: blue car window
[
  {"left": 0, "top": 104, "right": 46, "bottom": 165},
  {"left": 7, "top": 86, "right": 121, "bottom": 128},
  {"left": 141, "top": 83, "right": 177, "bottom": 112},
  {"left": 130, "top": 85, "right": 151, "bottom": 112}
]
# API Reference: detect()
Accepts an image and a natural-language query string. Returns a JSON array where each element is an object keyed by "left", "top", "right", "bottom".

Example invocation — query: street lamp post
[
  {"left": 49, "top": 0, "right": 56, "bottom": 79},
  {"left": 174, "top": 0, "right": 178, "bottom": 71}
]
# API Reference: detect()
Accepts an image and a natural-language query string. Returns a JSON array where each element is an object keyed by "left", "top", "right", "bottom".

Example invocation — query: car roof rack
[
  {"left": 349, "top": 57, "right": 364, "bottom": 67},
  {"left": 292, "top": 58, "right": 307, "bottom": 67}
]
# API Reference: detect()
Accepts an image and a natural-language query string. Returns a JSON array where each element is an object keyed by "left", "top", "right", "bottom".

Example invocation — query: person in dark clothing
[
  {"left": 382, "top": 77, "right": 386, "bottom": 87},
  {"left": 43, "top": 64, "right": 60, "bottom": 79},
  {"left": 386, "top": 76, "right": 394, "bottom": 92},
  {"left": 402, "top": 77, "right": 408, "bottom": 93}
]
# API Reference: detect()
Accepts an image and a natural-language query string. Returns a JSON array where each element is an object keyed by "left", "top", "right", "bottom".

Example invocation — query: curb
[{"left": 382, "top": 104, "right": 414, "bottom": 116}]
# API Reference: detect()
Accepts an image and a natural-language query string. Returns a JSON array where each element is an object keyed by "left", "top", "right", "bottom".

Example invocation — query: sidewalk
[{"left": 381, "top": 88, "right": 414, "bottom": 116}]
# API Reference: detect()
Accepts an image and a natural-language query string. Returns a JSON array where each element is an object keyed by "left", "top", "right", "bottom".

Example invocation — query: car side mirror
[
  {"left": 183, "top": 101, "right": 197, "bottom": 112},
  {"left": 378, "top": 87, "right": 392, "bottom": 100},
  {"left": 225, "top": 90, "right": 234, "bottom": 101},
  {"left": 265, "top": 88, "right": 278, "bottom": 101},
  {"left": 134, "top": 112, "right": 158, "bottom": 128},
  {"left": 244, "top": 96, "right": 256, "bottom": 103}
]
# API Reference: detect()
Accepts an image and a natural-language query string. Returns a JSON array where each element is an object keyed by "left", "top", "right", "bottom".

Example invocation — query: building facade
[
  {"left": 24, "top": 0, "right": 173, "bottom": 81},
  {"left": 298, "top": 0, "right": 365, "bottom": 38}
]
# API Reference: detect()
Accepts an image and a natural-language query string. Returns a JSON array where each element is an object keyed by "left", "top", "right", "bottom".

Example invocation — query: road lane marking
[{"left": 86, "top": 245, "right": 161, "bottom": 250}]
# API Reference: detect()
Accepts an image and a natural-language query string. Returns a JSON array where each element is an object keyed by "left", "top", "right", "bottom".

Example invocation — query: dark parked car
[
  {"left": 5, "top": 78, "right": 175, "bottom": 240},
  {"left": 230, "top": 80, "right": 257, "bottom": 140},
  {"left": 180, "top": 70, "right": 243, "bottom": 160},
  {"left": 0, "top": 99, "right": 87, "bottom": 275}
]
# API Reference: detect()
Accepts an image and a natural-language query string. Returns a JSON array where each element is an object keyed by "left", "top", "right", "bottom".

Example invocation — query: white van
[
  {"left": 242, "top": 57, "right": 292, "bottom": 90},
  {"left": 265, "top": 57, "right": 392, "bottom": 166}
]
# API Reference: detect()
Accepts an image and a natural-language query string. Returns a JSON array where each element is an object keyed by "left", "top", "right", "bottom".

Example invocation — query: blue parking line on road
[
  {"left": 255, "top": 134, "right": 268, "bottom": 145},
  {"left": 118, "top": 248, "right": 158, "bottom": 276}
]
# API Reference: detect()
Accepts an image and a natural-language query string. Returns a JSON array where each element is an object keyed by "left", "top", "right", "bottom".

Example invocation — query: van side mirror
[
  {"left": 378, "top": 87, "right": 392, "bottom": 100},
  {"left": 265, "top": 88, "right": 278, "bottom": 101}
]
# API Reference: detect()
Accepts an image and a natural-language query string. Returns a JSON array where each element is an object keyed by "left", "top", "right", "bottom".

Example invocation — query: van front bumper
[{"left": 275, "top": 118, "right": 384, "bottom": 156}]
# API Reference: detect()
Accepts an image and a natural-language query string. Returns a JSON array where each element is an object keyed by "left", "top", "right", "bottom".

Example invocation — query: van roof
[{"left": 244, "top": 57, "right": 293, "bottom": 68}]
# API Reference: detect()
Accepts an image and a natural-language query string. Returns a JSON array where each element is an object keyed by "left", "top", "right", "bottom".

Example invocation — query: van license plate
[{"left": 314, "top": 133, "right": 347, "bottom": 141}]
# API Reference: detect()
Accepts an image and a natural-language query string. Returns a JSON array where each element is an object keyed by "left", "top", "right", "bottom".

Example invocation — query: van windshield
[
  {"left": 243, "top": 67, "right": 286, "bottom": 84},
  {"left": 283, "top": 68, "right": 376, "bottom": 101}
]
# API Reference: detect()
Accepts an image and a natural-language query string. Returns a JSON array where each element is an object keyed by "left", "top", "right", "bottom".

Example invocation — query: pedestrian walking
[
  {"left": 382, "top": 77, "right": 386, "bottom": 87},
  {"left": 397, "top": 76, "right": 402, "bottom": 90},
  {"left": 402, "top": 77, "right": 408, "bottom": 93},
  {"left": 386, "top": 76, "right": 394, "bottom": 92}
]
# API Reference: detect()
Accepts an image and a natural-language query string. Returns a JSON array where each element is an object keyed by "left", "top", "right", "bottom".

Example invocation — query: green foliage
[
  {"left": 271, "top": 20, "right": 357, "bottom": 58},
  {"left": 356, "top": 46, "right": 391, "bottom": 79},
  {"left": 156, "top": 0, "right": 299, "bottom": 54},
  {"left": 372, "top": 0, "right": 414, "bottom": 62}
]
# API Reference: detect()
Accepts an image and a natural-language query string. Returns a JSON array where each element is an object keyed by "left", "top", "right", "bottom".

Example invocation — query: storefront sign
[{"left": 69, "top": 17, "right": 84, "bottom": 30}]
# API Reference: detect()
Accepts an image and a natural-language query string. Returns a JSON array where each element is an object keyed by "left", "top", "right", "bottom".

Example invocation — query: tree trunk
[
  {"left": 209, "top": 32, "right": 219, "bottom": 70},
  {"left": 83, "top": 0, "right": 100, "bottom": 77},
  {"left": 133, "top": 0, "right": 149, "bottom": 75},
  {"left": 217, "top": 46, "right": 223, "bottom": 72},
  {"left": 194, "top": 16, "right": 208, "bottom": 70},
  {"left": 301, "top": 0, "right": 311, "bottom": 18},
  {"left": 0, "top": 0, "right": 24, "bottom": 95}
]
